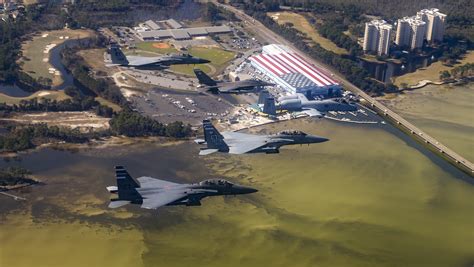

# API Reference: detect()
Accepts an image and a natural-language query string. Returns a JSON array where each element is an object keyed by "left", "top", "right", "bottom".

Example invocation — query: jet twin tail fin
[
  {"left": 263, "top": 97, "right": 277, "bottom": 116},
  {"left": 258, "top": 90, "right": 271, "bottom": 105},
  {"left": 109, "top": 45, "right": 129, "bottom": 65},
  {"left": 194, "top": 69, "right": 217, "bottom": 86},
  {"left": 115, "top": 166, "right": 140, "bottom": 201},
  {"left": 201, "top": 120, "right": 229, "bottom": 154}
]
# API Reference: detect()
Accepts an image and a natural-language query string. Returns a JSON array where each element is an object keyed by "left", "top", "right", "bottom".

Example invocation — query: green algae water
[
  {"left": 384, "top": 83, "right": 474, "bottom": 163},
  {"left": 1, "top": 120, "right": 473, "bottom": 267}
]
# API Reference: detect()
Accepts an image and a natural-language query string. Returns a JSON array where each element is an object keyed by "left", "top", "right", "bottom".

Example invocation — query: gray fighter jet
[
  {"left": 195, "top": 120, "right": 329, "bottom": 155},
  {"left": 194, "top": 68, "right": 274, "bottom": 94},
  {"left": 107, "top": 45, "right": 210, "bottom": 69},
  {"left": 107, "top": 166, "right": 257, "bottom": 209}
]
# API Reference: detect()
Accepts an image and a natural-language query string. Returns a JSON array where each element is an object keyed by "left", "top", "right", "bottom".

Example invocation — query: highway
[{"left": 213, "top": 1, "right": 474, "bottom": 175}]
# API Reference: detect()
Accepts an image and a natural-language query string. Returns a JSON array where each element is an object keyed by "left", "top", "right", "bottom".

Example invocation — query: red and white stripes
[{"left": 250, "top": 45, "right": 338, "bottom": 87}]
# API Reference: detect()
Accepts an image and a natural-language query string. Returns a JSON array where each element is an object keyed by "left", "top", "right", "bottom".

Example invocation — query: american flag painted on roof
[{"left": 249, "top": 44, "right": 339, "bottom": 92}]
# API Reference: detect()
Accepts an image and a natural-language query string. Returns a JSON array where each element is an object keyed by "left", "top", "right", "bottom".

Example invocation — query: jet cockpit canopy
[
  {"left": 278, "top": 130, "right": 307, "bottom": 136},
  {"left": 200, "top": 179, "right": 234, "bottom": 187}
]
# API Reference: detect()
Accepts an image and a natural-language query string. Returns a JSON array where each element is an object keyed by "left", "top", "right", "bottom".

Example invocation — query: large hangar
[{"left": 250, "top": 44, "right": 341, "bottom": 97}]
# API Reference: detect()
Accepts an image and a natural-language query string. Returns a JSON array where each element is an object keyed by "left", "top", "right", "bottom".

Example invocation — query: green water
[
  {"left": 1, "top": 120, "right": 473, "bottom": 267},
  {"left": 386, "top": 84, "right": 474, "bottom": 162}
]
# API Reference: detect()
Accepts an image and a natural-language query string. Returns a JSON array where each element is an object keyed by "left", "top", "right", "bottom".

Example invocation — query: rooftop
[{"left": 165, "top": 19, "right": 183, "bottom": 29}]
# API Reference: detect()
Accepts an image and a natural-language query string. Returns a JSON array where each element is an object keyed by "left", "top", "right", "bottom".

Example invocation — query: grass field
[
  {"left": 185, "top": 47, "right": 235, "bottom": 75},
  {"left": 268, "top": 11, "right": 348, "bottom": 55},
  {"left": 169, "top": 64, "right": 213, "bottom": 76},
  {"left": 95, "top": 97, "right": 122, "bottom": 112},
  {"left": 0, "top": 90, "right": 70, "bottom": 105},
  {"left": 394, "top": 51, "right": 474, "bottom": 86},
  {"left": 131, "top": 44, "right": 235, "bottom": 76},
  {"left": 20, "top": 29, "right": 95, "bottom": 87},
  {"left": 22, "top": 0, "right": 39, "bottom": 5},
  {"left": 135, "top": 42, "right": 178, "bottom": 54}
]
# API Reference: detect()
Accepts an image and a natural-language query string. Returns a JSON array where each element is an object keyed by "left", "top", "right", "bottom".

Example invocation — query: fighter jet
[
  {"left": 194, "top": 68, "right": 274, "bottom": 94},
  {"left": 106, "top": 45, "right": 210, "bottom": 69},
  {"left": 195, "top": 120, "right": 329, "bottom": 155},
  {"left": 107, "top": 166, "right": 257, "bottom": 209},
  {"left": 262, "top": 92, "right": 358, "bottom": 117}
]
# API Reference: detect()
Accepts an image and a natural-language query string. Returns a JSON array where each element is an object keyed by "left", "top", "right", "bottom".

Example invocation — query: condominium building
[
  {"left": 396, "top": 16, "right": 427, "bottom": 50},
  {"left": 417, "top": 8, "right": 446, "bottom": 42},
  {"left": 363, "top": 20, "right": 392, "bottom": 56}
]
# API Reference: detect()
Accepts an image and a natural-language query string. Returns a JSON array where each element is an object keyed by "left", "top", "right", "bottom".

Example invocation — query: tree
[
  {"left": 439, "top": 70, "right": 451, "bottom": 81},
  {"left": 165, "top": 121, "right": 192, "bottom": 138}
]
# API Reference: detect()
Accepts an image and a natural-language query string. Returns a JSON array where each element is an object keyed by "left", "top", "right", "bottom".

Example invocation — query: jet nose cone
[
  {"left": 310, "top": 135, "right": 329, "bottom": 143},
  {"left": 236, "top": 185, "right": 258, "bottom": 194},
  {"left": 200, "top": 58, "right": 211, "bottom": 63},
  {"left": 319, "top": 137, "right": 329, "bottom": 142},
  {"left": 247, "top": 188, "right": 258, "bottom": 193}
]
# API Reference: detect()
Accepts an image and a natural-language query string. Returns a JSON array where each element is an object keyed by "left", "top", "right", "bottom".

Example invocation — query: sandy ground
[
  {"left": 0, "top": 90, "right": 70, "bottom": 105},
  {"left": 0, "top": 111, "right": 110, "bottom": 131}
]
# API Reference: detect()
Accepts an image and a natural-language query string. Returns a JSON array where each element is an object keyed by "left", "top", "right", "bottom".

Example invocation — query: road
[{"left": 213, "top": 1, "right": 474, "bottom": 175}]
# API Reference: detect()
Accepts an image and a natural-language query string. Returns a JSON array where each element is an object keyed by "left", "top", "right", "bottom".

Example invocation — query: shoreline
[
  {"left": 399, "top": 76, "right": 473, "bottom": 91},
  {"left": 0, "top": 136, "right": 188, "bottom": 158}
]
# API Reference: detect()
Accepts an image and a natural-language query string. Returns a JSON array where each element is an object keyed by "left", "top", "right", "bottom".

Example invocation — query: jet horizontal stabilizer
[
  {"left": 194, "top": 139, "right": 206, "bottom": 145},
  {"left": 199, "top": 149, "right": 219, "bottom": 156},
  {"left": 106, "top": 186, "right": 118, "bottom": 193},
  {"left": 108, "top": 200, "right": 131, "bottom": 209}
]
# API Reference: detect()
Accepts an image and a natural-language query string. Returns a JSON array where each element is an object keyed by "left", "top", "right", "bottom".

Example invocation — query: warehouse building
[
  {"left": 249, "top": 44, "right": 341, "bottom": 97},
  {"left": 144, "top": 20, "right": 161, "bottom": 30},
  {"left": 138, "top": 25, "right": 232, "bottom": 41},
  {"left": 165, "top": 19, "right": 183, "bottom": 29}
]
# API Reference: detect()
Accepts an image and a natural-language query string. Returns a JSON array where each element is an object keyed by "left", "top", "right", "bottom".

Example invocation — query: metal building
[{"left": 249, "top": 44, "right": 341, "bottom": 97}]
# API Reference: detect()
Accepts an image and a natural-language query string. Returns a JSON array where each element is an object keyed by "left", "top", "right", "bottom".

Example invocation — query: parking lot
[{"left": 130, "top": 88, "right": 233, "bottom": 125}]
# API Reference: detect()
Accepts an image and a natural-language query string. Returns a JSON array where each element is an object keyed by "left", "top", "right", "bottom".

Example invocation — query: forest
[{"left": 230, "top": 0, "right": 474, "bottom": 41}]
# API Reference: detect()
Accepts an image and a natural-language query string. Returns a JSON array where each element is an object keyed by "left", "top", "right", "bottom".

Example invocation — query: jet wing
[
  {"left": 222, "top": 131, "right": 259, "bottom": 140},
  {"left": 215, "top": 83, "right": 240, "bottom": 93},
  {"left": 137, "top": 176, "right": 179, "bottom": 189},
  {"left": 215, "top": 81, "right": 259, "bottom": 93},
  {"left": 127, "top": 56, "right": 164, "bottom": 67},
  {"left": 221, "top": 131, "right": 269, "bottom": 154},
  {"left": 299, "top": 108, "right": 323, "bottom": 117},
  {"left": 141, "top": 189, "right": 187, "bottom": 209},
  {"left": 227, "top": 140, "right": 267, "bottom": 154}
]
